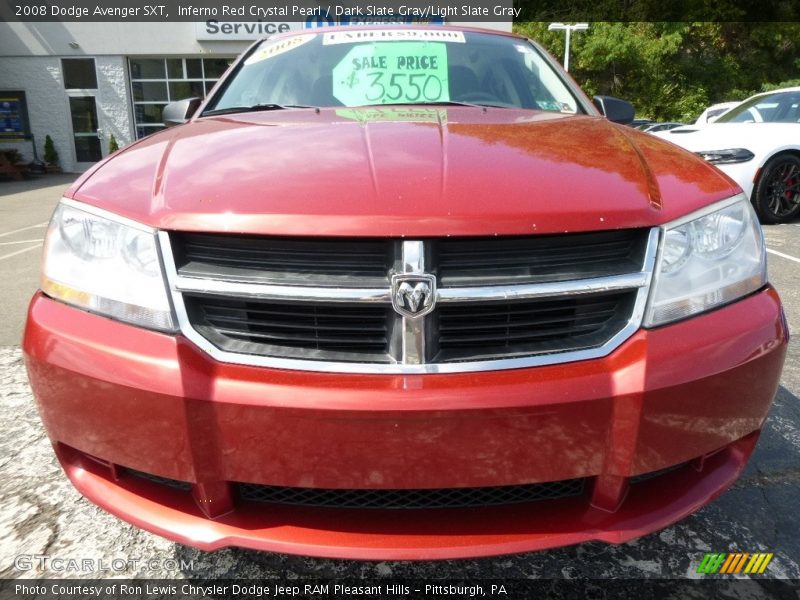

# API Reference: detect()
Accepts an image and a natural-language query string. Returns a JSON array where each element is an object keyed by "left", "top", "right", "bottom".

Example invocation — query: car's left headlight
[
  {"left": 644, "top": 194, "right": 766, "bottom": 327},
  {"left": 41, "top": 199, "right": 176, "bottom": 332}
]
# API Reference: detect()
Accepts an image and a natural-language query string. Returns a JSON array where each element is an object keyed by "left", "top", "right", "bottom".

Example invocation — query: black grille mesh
[
  {"left": 185, "top": 295, "right": 391, "bottom": 362},
  {"left": 237, "top": 479, "right": 585, "bottom": 509},
  {"left": 121, "top": 462, "right": 694, "bottom": 512},
  {"left": 434, "top": 291, "right": 636, "bottom": 362},
  {"left": 126, "top": 468, "right": 192, "bottom": 491},
  {"left": 435, "top": 229, "right": 647, "bottom": 286},
  {"left": 630, "top": 462, "right": 690, "bottom": 484},
  {"left": 172, "top": 233, "right": 393, "bottom": 287}
]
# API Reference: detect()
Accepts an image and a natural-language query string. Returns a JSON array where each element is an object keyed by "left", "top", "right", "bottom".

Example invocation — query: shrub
[
  {"left": 43, "top": 135, "right": 59, "bottom": 165},
  {"left": 108, "top": 134, "right": 119, "bottom": 154},
  {"left": 2, "top": 149, "right": 23, "bottom": 164}
]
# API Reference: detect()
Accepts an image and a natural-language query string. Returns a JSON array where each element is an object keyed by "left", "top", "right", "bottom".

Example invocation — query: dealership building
[{"left": 0, "top": 19, "right": 510, "bottom": 173}]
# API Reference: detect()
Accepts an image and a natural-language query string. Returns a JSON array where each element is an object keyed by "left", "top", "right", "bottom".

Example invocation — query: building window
[
  {"left": 62, "top": 58, "right": 98, "bottom": 89},
  {"left": 128, "top": 57, "right": 233, "bottom": 139}
]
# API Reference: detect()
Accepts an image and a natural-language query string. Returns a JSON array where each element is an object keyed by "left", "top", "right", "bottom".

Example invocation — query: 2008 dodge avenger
[{"left": 23, "top": 26, "right": 788, "bottom": 559}]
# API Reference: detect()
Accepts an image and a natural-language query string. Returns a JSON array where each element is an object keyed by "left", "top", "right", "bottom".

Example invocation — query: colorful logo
[{"left": 697, "top": 552, "right": 774, "bottom": 575}]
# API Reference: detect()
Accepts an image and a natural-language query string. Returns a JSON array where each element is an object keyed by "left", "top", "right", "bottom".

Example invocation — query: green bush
[
  {"left": 108, "top": 134, "right": 119, "bottom": 154},
  {"left": 43, "top": 135, "right": 59, "bottom": 165},
  {"left": 760, "top": 79, "right": 800, "bottom": 92}
]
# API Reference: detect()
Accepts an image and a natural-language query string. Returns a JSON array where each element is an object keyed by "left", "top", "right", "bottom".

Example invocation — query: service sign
[{"left": 195, "top": 20, "right": 301, "bottom": 40}]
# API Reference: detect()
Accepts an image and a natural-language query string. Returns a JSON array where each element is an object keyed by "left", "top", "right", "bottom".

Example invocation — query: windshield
[
  {"left": 716, "top": 91, "right": 800, "bottom": 123},
  {"left": 204, "top": 29, "right": 582, "bottom": 114}
]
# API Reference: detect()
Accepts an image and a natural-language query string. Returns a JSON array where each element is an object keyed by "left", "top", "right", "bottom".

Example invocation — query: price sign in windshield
[{"left": 332, "top": 42, "right": 450, "bottom": 106}]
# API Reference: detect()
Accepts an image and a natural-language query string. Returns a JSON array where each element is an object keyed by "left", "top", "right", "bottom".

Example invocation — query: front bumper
[{"left": 23, "top": 287, "right": 787, "bottom": 559}]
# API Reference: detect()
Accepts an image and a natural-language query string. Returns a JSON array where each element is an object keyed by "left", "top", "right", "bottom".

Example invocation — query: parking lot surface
[{"left": 1, "top": 176, "right": 799, "bottom": 593}]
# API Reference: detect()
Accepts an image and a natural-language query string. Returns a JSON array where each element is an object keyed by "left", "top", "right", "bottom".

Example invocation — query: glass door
[{"left": 68, "top": 95, "right": 102, "bottom": 169}]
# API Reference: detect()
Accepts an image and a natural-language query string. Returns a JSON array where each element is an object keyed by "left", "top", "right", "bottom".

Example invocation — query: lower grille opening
[
  {"left": 110, "top": 461, "right": 701, "bottom": 514},
  {"left": 236, "top": 479, "right": 586, "bottom": 509},
  {"left": 630, "top": 461, "right": 691, "bottom": 484},
  {"left": 126, "top": 468, "right": 192, "bottom": 492}
]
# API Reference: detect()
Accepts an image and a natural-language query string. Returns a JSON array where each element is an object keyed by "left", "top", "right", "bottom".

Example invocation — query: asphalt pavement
[
  {"left": 0, "top": 175, "right": 798, "bottom": 595},
  {"left": 0, "top": 175, "right": 73, "bottom": 346}
]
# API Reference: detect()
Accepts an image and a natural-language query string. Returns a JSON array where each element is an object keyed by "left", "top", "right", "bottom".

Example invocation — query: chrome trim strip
[
  {"left": 402, "top": 240, "right": 425, "bottom": 273},
  {"left": 437, "top": 271, "right": 649, "bottom": 303},
  {"left": 402, "top": 317, "right": 425, "bottom": 365},
  {"left": 174, "top": 276, "right": 391, "bottom": 303},
  {"left": 159, "top": 227, "right": 659, "bottom": 374},
  {"left": 628, "top": 227, "right": 659, "bottom": 331},
  {"left": 400, "top": 240, "right": 426, "bottom": 364},
  {"left": 173, "top": 270, "right": 648, "bottom": 305}
]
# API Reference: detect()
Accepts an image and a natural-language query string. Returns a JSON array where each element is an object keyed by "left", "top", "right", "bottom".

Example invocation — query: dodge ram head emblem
[{"left": 391, "top": 274, "right": 437, "bottom": 318}]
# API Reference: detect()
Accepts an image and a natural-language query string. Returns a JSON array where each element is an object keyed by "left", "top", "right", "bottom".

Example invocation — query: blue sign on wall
[{"left": 0, "top": 92, "right": 30, "bottom": 141}]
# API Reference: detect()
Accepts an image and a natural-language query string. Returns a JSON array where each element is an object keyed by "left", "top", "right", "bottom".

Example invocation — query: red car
[{"left": 24, "top": 26, "right": 787, "bottom": 560}]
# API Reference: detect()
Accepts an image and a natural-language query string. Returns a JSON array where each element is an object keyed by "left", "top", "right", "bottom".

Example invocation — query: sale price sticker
[{"left": 333, "top": 42, "right": 450, "bottom": 106}]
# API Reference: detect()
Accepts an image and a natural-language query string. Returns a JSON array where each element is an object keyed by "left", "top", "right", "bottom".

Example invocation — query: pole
[{"left": 548, "top": 23, "right": 588, "bottom": 73}]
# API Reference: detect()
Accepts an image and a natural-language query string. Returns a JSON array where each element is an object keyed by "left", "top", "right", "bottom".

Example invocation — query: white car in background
[
  {"left": 655, "top": 87, "right": 800, "bottom": 223},
  {"left": 694, "top": 102, "right": 738, "bottom": 124}
]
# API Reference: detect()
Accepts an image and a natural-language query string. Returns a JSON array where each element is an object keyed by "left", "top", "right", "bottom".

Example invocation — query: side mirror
[
  {"left": 163, "top": 98, "right": 202, "bottom": 127},
  {"left": 593, "top": 96, "right": 635, "bottom": 125}
]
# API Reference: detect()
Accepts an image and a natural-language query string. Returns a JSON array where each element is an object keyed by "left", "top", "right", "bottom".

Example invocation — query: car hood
[{"left": 70, "top": 107, "right": 738, "bottom": 237}]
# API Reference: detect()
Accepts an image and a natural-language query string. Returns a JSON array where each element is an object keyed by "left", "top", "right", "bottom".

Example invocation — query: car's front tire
[{"left": 753, "top": 153, "right": 800, "bottom": 224}]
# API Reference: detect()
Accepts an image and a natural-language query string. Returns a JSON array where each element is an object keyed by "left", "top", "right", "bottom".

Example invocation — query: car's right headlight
[
  {"left": 644, "top": 194, "right": 766, "bottom": 327},
  {"left": 41, "top": 199, "right": 176, "bottom": 332}
]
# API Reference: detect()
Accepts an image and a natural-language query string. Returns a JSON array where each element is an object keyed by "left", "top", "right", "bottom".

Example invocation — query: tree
[
  {"left": 43, "top": 135, "right": 59, "bottom": 165},
  {"left": 514, "top": 22, "right": 800, "bottom": 121}
]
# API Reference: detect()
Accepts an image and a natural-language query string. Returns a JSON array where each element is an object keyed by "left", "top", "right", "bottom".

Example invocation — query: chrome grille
[{"left": 161, "top": 228, "right": 658, "bottom": 373}]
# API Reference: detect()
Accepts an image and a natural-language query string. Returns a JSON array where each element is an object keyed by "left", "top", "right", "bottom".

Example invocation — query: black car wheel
[{"left": 753, "top": 154, "right": 800, "bottom": 224}]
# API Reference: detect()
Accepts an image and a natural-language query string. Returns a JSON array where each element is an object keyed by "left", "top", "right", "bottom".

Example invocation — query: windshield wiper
[
  {"left": 422, "top": 101, "right": 488, "bottom": 108},
  {"left": 415, "top": 100, "right": 517, "bottom": 109},
  {"left": 202, "top": 103, "right": 317, "bottom": 117}
]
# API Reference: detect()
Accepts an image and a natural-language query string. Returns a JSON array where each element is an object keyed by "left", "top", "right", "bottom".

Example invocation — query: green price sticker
[{"left": 332, "top": 42, "right": 449, "bottom": 106}]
